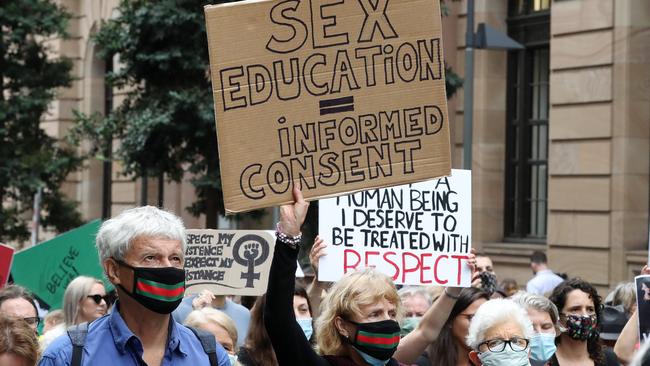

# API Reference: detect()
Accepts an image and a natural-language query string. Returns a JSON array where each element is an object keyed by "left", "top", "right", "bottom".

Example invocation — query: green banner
[{"left": 10, "top": 220, "right": 111, "bottom": 309}]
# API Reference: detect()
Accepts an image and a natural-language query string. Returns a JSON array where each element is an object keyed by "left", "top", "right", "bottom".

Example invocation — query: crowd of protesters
[{"left": 0, "top": 186, "right": 649, "bottom": 366}]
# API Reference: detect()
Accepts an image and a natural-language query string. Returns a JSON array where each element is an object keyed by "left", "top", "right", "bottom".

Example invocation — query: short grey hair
[
  {"left": 63, "top": 276, "right": 103, "bottom": 326},
  {"left": 466, "top": 298, "right": 535, "bottom": 351},
  {"left": 511, "top": 292, "right": 560, "bottom": 326},
  {"left": 605, "top": 282, "right": 636, "bottom": 315},
  {"left": 397, "top": 286, "right": 433, "bottom": 307},
  {"left": 96, "top": 206, "right": 186, "bottom": 263}
]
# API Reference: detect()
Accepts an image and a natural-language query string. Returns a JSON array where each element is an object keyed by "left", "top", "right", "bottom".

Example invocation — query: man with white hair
[
  {"left": 40, "top": 206, "right": 230, "bottom": 366},
  {"left": 466, "top": 298, "right": 535, "bottom": 366}
]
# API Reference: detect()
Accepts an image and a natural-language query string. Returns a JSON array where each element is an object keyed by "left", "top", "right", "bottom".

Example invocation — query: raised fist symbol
[
  {"left": 244, "top": 243, "right": 260, "bottom": 261},
  {"left": 233, "top": 234, "right": 270, "bottom": 288}
]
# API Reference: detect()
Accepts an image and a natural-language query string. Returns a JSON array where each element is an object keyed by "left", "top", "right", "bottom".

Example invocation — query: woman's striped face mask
[
  {"left": 345, "top": 318, "right": 401, "bottom": 362},
  {"left": 115, "top": 259, "right": 185, "bottom": 314}
]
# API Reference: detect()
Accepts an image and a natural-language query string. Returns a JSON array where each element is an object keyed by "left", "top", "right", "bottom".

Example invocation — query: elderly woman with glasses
[{"left": 466, "top": 298, "right": 535, "bottom": 366}]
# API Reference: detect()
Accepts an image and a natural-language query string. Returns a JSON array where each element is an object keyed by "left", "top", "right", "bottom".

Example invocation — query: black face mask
[
  {"left": 115, "top": 260, "right": 185, "bottom": 314},
  {"left": 346, "top": 319, "right": 401, "bottom": 361}
]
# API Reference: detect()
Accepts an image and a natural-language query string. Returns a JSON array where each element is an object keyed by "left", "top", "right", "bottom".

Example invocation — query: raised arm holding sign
[{"left": 264, "top": 185, "right": 477, "bottom": 365}]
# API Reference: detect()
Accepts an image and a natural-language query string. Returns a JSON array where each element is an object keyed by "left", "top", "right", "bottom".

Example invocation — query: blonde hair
[
  {"left": 184, "top": 308, "right": 239, "bottom": 352},
  {"left": 605, "top": 282, "right": 636, "bottom": 315},
  {"left": 63, "top": 276, "right": 104, "bottom": 326},
  {"left": 0, "top": 314, "right": 39, "bottom": 366},
  {"left": 315, "top": 268, "right": 401, "bottom": 356}
]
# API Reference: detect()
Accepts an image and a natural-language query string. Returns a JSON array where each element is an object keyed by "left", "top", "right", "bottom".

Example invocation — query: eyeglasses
[
  {"left": 478, "top": 337, "right": 529, "bottom": 353},
  {"left": 22, "top": 316, "right": 40, "bottom": 327},
  {"left": 87, "top": 294, "right": 110, "bottom": 305}
]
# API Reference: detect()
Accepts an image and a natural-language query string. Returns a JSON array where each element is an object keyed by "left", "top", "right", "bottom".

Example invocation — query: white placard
[{"left": 318, "top": 169, "right": 472, "bottom": 286}]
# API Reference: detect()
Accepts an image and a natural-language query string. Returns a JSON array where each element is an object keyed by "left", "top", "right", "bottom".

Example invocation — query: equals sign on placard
[{"left": 319, "top": 96, "right": 354, "bottom": 115}]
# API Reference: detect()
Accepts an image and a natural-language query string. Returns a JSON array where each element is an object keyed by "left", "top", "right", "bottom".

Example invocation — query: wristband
[
  {"left": 444, "top": 288, "right": 460, "bottom": 300},
  {"left": 276, "top": 222, "right": 302, "bottom": 248}
]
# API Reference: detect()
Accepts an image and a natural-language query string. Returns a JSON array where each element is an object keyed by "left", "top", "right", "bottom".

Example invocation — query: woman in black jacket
[{"left": 265, "top": 187, "right": 477, "bottom": 366}]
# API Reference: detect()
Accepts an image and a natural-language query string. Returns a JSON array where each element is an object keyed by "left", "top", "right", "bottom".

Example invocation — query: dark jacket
[{"left": 264, "top": 239, "right": 409, "bottom": 366}]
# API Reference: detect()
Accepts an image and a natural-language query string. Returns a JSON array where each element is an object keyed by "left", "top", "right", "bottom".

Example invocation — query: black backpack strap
[
  {"left": 186, "top": 326, "right": 218, "bottom": 366},
  {"left": 67, "top": 322, "right": 89, "bottom": 366}
]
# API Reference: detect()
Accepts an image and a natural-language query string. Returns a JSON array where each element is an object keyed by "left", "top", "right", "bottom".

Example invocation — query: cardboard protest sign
[
  {"left": 319, "top": 169, "right": 471, "bottom": 286},
  {"left": 636, "top": 275, "right": 650, "bottom": 341},
  {"left": 10, "top": 220, "right": 109, "bottom": 309},
  {"left": 185, "top": 230, "right": 275, "bottom": 296},
  {"left": 0, "top": 244, "right": 14, "bottom": 288},
  {"left": 204, "top": 0, "right": 451, "bottom": 213}
]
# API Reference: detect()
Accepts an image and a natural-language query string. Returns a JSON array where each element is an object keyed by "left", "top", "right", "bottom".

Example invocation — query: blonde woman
[
  {"left": 41, "top": 276, "right": 108, "bottom": 350},
  {"left": 185, "top": 308, "right": 240, "bottom": 365},
  {"left": 265, "top": 187, "right": 405, "bottom": 365},
  {"left": 62, "top": 276, "right": 108, "bottom": 326},
  {"left": 266, "top": 187, "right": 477, "bottom": 366}
]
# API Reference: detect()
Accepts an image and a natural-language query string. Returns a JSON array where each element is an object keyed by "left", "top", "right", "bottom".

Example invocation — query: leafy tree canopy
[
  {"left": 72, "top": 0, "right": 237, "bottom": 227},
  {"left": 0, "top": 0, "right": 82, "bottom": 242}
]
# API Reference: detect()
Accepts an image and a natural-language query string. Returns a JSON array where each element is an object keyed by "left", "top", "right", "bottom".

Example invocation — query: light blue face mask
[
  {"left": 297, "top": 318, "right": 313, "bottom": 340},
  {"left": 529, "top": 333, "right": 556, "bottom": 366},
  {"left": 400, "top": 317, "right": 421, "bottom": 336},
  {"left": 228, "top": 353, "right": 238, "bottom": 365},
  {"left": 478, "top": 346, "right": 531, "bottom": 366},
  {"left": 354, "top": 346, "right": 390, "bottom": 366}
]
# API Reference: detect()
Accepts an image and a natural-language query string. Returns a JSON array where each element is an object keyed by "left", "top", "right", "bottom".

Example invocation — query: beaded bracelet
[{"left": 276, "top": 223, "right": 302, "bottom": 248}]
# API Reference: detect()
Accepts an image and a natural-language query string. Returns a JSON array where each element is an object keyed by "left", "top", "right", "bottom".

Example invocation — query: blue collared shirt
[{"left": 39, "top": 303, "right": 230, "bottom": 366}]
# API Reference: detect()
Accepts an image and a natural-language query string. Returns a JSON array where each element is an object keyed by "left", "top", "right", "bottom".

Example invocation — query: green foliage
[
  {"left": 71, "top": 0, "right": 237, "bottom": 225},
  {"left": 446, "top": 64, "right": 463, "bottom": 99},
  {"left": 0, "top": 0, "right": 83, "bottom": 242}
]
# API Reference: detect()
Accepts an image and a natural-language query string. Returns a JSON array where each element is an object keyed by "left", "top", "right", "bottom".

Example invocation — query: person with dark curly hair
[{"left": 548, "top": 278, "right": 620, "bottom": 366}]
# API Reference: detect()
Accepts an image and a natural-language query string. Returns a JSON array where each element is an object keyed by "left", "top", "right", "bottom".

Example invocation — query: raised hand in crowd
[
  {"left": 279, "top": 184, "right": 310, "bottom": 238},
  {"left": 307, "top": 235, "right": 329, "bottom": 320},
  {"left": 614, "top": 265, "right": 650, "bottom": 365},
  {"left": 192, "top": 289, "right": 217, "bottom": 310},
  {"left": 310, "top": 235, "right": 327, "bottom": 275}
]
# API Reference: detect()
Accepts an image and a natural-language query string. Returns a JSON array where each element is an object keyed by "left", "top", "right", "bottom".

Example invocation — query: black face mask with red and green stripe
[
  {"left": 345, "top": 318, "right": 401, "bottom": 362},
  {"left": 115, "top": 260, "right": 185, "bottom": 314}
]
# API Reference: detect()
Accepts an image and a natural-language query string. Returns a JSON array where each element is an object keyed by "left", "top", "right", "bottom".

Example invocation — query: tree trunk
[
  {"left": 157, "top": 172, "right": 164, "bottom": 207},
  {"left": 205, "top": 187, "right": 218, "bottom": 229},
  {"left": 140, "top": 172, "right": 148, "bottom": 206}
]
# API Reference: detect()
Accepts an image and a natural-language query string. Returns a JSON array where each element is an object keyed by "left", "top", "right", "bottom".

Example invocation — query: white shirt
[{"left": 526, "top": 269, "right": 564, "bottom": 295}]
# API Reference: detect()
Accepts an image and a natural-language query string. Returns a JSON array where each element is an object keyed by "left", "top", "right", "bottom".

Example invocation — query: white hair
[
  {"left": 466, "top": 298, "right": 535, "bottom": 351},
  {"left": 511, "top": 292, "right": 560, "bottom": 326},
  {"left": 397, "top": 286, "right": 433, "bottom": 307},
  {"left": 96, "top": 206, "right": 186, "bottom": 263}
]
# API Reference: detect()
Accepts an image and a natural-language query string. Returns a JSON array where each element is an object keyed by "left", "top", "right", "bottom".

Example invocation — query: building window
[
  {"left": 510, "top": 0, "right": 550, "bottom": 16},
  {"left": 504, "top": 2, "right": 550, "bottom": 241}
]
